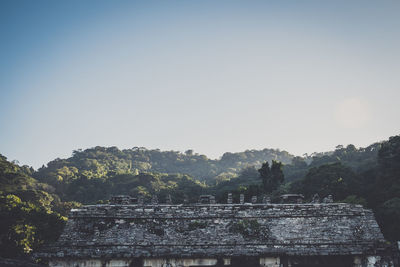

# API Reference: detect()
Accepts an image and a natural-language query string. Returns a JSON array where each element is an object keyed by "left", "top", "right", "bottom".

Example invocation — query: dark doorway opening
[
  {"left": 231, "top": 256, "right": 259, "bottom": 267},
  {"left": 289, "top": 256, "right": 353, "bottom": 267}
]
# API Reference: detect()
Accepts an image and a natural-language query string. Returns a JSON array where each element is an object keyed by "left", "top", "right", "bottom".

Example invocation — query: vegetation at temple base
[
  {"left": 230, "top": 219, "right": 261, "bottom": 238},
  {"left": 188, "top": 220, "right": 208, "bottom": 231},
  {"left": 0, "top": 134, "right": 399, "bottom": 260}
]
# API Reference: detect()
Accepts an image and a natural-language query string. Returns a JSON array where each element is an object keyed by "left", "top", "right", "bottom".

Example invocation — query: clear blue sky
[{"left": 1, "top": 0, "right": 399, "bottom": 168}]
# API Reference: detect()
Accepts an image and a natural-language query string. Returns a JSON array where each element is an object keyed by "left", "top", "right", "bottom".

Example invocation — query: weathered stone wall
[
  {"left": 42, "top": 203, "right": 384, "bottom": 259},
  {"left": 38, "top": 202, "right": 394, "bottom": 267}
]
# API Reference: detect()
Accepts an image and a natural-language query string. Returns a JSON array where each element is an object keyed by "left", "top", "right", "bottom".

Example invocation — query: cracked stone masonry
[{"left": 35, "top": 194, "right": 397, "bottom": 267}]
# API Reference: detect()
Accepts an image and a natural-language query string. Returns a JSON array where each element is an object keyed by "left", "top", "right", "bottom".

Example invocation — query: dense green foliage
[
  {"left": 63, "top": 172, "right": 206, "bottom": 204},
  {"left": 307, "top": 143, "right": 381, "bottom": 172},
  {"left": 0, "top": 194, "right": 66, "bottom": 258},
  {"left": 0, "top": 156, "right": 68, "bottom": 259},
  {"left": 34, "top": 147, "right": 294, "bottom": 185},
  {"left": 1, "top": 135, "right": 399, "bottom": 260},
  {"left": 290, "top": 162, "right": 359, "bottom": 200}
]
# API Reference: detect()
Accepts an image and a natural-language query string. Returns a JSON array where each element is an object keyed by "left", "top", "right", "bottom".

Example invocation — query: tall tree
[
  {"left": 271, "top": 160, "right": 284, "bottom": 186},
  {"left": 258, "top": 161, "right": 271, "bottom": 192},
  {"left": 258, "top": 160, "right": 284, "bottom": 193}
]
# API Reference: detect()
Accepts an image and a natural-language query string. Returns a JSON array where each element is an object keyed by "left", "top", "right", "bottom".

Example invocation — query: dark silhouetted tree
[{"left": 258, "top": 160, "right": 284, "bottom": 193}]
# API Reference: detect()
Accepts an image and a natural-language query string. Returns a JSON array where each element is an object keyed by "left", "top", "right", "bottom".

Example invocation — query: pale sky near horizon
[{"left": 1, "top": 0, "right": 399, "bottom": 168}]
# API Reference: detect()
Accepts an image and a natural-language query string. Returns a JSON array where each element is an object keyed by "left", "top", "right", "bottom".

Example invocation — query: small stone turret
[
  {"left": 323, "top": 195, "right": 333, "bottom": 203},
  {"left": 311, "top": 193, "right": 320, "bottom": 203},
  {"left": 210, "top": 196, "right": 216, "bottom": 204},
  {"left": 227, "top": 193, "right": 233, "bottom": 204},
  {"left": 262, "top": 196, "right": 271, "bottom": 204}
]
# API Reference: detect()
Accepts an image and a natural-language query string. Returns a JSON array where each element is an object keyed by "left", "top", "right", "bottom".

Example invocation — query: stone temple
[{"left": 37, "top": 194, "right": 396, "bottom": 267}]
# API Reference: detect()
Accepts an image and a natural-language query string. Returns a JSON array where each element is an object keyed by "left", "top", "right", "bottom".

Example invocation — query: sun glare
[{"left": 334, "top": 98, "right": 370, "bottom": 129}]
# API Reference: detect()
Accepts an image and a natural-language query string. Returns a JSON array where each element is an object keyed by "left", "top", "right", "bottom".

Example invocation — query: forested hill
[
  {"left": 26, "top": 141, "right": 384, "bottom": 205},
  {"left": 34, "top": 147, "right": 295, "bottom": 184},
  {"left": 33, "top": 141, "right": 382, "bottom": 187}
]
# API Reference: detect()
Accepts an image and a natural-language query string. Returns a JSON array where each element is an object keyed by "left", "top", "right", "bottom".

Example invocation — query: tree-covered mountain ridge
[
  {"left": 34, "top": 141, "right": 382, "bottom": 185},
  {"left": 34, "top": 147, "right": 293, "bottom": 183}
]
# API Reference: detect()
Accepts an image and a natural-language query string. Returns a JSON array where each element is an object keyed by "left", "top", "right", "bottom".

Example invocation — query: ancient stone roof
[{"left": 38, "top": 202, "right": 387, "bottom": 259}]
